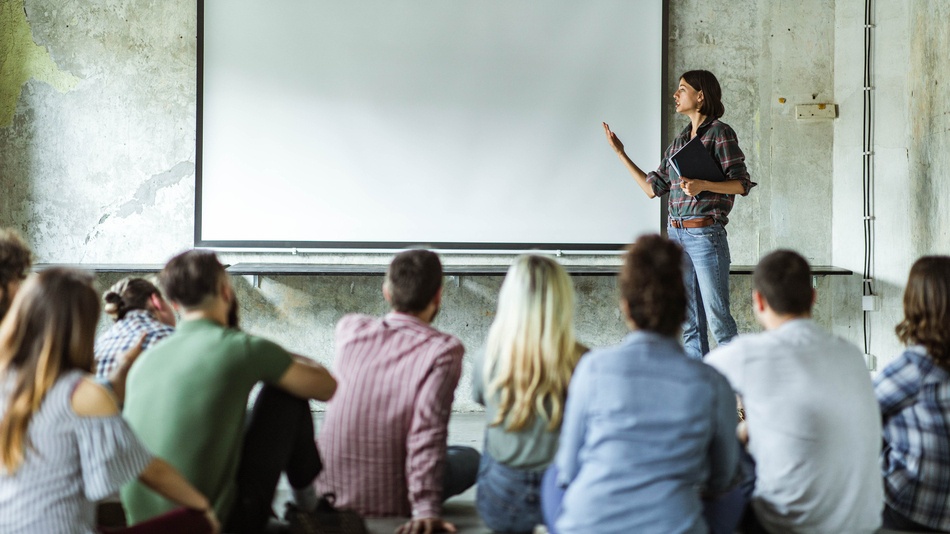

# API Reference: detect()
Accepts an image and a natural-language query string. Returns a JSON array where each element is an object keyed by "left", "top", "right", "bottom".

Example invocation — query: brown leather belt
[{"left": 669, "top": 217, "right": 715, "bottom": 229}]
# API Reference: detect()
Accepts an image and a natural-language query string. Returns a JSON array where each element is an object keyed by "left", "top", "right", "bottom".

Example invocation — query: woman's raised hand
[{"left": 603, "top": 122, "right": 625, "bottom": 154}]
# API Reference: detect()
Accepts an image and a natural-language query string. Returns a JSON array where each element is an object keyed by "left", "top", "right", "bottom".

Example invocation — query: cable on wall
[{"left": 862, "top": 0, "right": 875, "bottom": 357}]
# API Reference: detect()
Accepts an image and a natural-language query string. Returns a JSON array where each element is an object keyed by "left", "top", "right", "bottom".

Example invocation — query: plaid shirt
[
  {"left": 94, "top": 310, "right": 174, "bottom": 378},
  {"left": 874, "top": 346, "right": 950, "bottom": 531},
  {"left": 646, "top": 118, "right": 756, "bottom": 225}
]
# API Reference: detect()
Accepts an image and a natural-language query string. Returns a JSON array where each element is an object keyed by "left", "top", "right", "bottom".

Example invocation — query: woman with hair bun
[
  {"left": 473, "top": 255, "right": 586, "bottom": 534},
  {"left": 604, "top": 70, "right": 756, "bottom": 360},
  {"left": 0, "top": 268, "right": 217, "bottom": 533},
  {"left": 875, "top": 256, "right": 950, "bottom": 533},
  {"left": 95, "top": 277, "right": 176, "bottom": 379}
]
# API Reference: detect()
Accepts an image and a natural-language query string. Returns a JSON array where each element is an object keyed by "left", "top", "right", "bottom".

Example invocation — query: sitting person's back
[
  {"left": 546, "top": 235, "right": 739, "bottom": 534},
  {"left": 706, "top": 250, "right": 882, "bottom": 533},
  {"left": 94, "top": 276, "right": 176, "bottom": 378},
  {"left": 875, "top": 256, "right": 950, "bottom": 533},
  {"left": 316, "top": 249, "right": 478, "bottom": 534},
  {"left": 0, "top": 268, "right": 216, "bottom": 534},
  {"left": 473, "top": 255, "right": 586, "bottom": 534},
  {"left": 122, "top": 250, "right": 336, "bottom": 534}
]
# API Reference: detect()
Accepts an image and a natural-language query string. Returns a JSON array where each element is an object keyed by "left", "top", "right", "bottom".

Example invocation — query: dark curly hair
[
  {"left": 619, "top": 234, "right": 686, "bottom": 336},
  {"left": 0, "top": 229, "right": 33, "bottom": 321},
  {"left": 896, "top": 256, "right": 950, "bottom": 370}
]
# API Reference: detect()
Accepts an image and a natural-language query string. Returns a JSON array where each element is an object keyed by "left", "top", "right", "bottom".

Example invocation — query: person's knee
[{"left": 447, "top": 446, "right": 481, "bottom": 478}]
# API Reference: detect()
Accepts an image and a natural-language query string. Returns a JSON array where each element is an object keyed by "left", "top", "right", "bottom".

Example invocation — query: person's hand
[
  {"left": 680, "top": 177, "right": 706, "bottom": 197},
  {"left": 107, "top": 333, "right": 147, "bottom": 405},
  {"left": 395, "top": 517, "right": 457, "bottom": 534},
  {"left": 204, "top": 508, "right": 221, "bottom": 534},
  {"left": 603, "top": 122, "right": 625, "bottom": 154}
]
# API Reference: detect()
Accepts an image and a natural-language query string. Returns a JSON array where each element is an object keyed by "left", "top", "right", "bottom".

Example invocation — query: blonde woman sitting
[
  {"left": 473, "top": 255, "right": 586, "bottom": 533},
  {"left": 0, "top": 268, "right": 217, "bottom": 534}
]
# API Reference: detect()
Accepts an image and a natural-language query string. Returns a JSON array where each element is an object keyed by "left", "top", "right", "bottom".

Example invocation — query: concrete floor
[
  {"left": 277, "top": 413, "right": 493, "bottom": 534},
  {"left": 363, "top": 413, "right": 490, "bottom": 534}
]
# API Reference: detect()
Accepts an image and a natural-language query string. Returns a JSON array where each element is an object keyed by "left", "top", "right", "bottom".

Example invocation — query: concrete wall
[
  {"left": 0, "top": 0, "right": 898, "bottom": 410},
  {"left": 833, "top": 0, "right": 950, "bottom": 370}
]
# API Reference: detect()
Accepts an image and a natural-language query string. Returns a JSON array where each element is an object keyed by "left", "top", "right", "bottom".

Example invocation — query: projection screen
[{"left": 197, "top": 0, "right": 665, "bottom": 251}]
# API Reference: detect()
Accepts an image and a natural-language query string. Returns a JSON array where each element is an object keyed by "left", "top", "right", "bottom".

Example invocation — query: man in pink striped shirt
[{"left": 316, "top": 249, "right": 479, "bottom": 534}]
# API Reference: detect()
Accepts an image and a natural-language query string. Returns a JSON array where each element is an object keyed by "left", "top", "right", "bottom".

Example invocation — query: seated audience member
[
  {"left": 316, "top": 249, "right": 479, "bottom": 533},
  {"left": 875, "top": 256, "right": 950, "bottom": 533},
  {"left": 706, "top": 250, "right": 883, "bottom": 533},
  {"left": 473, "top": 255, "right": 587, "bottom": 534},
  {"left": 0, "top": 268, "right": 218, "bottom": 534},
  {"left": 0, "top": 228, "right": 32, "bottom": 322},
  {"left": 121, "top": 250, "right": 337, "bottom": 534},
  {"left": 95, "top": 276, "right": 176, "bottom": 379},
  {"left": 543, "top": 234, "right": 740, "bottom": 534}
]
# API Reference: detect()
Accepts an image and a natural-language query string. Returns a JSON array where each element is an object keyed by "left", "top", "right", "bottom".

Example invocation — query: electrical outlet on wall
[
  {"left": 862, "top": 295, "right": 880, "bottom": 311},
  {"left": 865, "top": 354, "right": 877, "bottom": 371}
]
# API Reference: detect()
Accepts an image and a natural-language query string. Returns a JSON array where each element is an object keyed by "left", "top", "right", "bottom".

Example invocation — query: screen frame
[{"left": 194, "top": 0, "right": 670, "bottom": 252}]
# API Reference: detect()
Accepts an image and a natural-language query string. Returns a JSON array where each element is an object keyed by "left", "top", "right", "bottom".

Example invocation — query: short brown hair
[
  {"left": 681, "top": 70, "right": 725, "bottom": 119},
  {"left": 896, "top": 256, "right": 950, "bottom": 370},
  {"left": 0, "top": 229, "right": 33, "bottom": 320},
  {"left": 159, "top": 250, "right": 227, "bottom": 308},
  {"left": 619, "top": 234, "right": 686, "bottom": 336},
  {"left": 753, "top": 250, "right": 812, "bottom": 315},
  {"left": 386, "top": 249, "right": 443, "bottom": 313}
]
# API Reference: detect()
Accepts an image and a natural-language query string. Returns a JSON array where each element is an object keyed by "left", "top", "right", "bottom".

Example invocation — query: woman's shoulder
[
  {"left": 703, "top": 118, "right": 737, "bottom": 137},
  {"left": 71, "top": 377, "right": 120, "bottom": 417}
]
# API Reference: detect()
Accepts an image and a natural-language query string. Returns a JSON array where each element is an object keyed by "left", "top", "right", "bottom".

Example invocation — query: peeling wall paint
[
  {"left": 0, "top": 0, "right": 79, "bottom": 126},
  {"left": 11, "top": 0, "right": 945, "bottom": 409}
]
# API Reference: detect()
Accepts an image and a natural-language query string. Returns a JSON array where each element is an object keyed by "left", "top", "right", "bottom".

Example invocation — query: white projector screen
[{"left": 197, "top": 0, "right": 665, "bottom": 251}]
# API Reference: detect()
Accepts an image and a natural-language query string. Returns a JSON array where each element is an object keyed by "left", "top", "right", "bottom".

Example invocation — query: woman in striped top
[{"left": 0, "top": 268, "right": 218, "bottom": 534}]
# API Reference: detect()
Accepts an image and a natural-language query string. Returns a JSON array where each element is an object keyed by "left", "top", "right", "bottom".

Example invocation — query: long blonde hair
[
  {"left": 484, "top": 255, "right": 584, "bottom": 432},
  {"left": 0, "top": 268, "right": 99, "bottom": 473}
]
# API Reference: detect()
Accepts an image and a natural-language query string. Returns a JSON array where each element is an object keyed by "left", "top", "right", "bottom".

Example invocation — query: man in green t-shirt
[{"left": 122, "top": 250, "right": 337, "bottom": 533}]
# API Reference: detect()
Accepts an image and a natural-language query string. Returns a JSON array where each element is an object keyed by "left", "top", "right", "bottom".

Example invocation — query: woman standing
[
  {"left": 0, "top": 268, "right": 217, "bottom": 533},
  {"left": 473, "top": 255, "right": 586, "bottom": 533},
  {"left": 604, "top": 70, "right": 756, "bottom": 359},
  {"left": 875, "top": 256, "right": 950, "bottom": 533}
]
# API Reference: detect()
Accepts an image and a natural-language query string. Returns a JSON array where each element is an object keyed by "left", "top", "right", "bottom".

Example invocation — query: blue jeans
[
  {"left": 668, "top": 223, "right": 738, "bottom": 360},
  {"left": 476, "top": 452, "right": 544, "bottom": 534}
]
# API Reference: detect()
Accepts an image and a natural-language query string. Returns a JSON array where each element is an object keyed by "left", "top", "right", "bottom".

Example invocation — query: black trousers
[{"left": 225, "top": 385, "right": 322, "bottom": 534}]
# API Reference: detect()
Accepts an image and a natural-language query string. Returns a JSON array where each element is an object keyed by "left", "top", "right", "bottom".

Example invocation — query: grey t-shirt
[
  {"left": 473, "top": 349, "right": 583, "bottom": 471},
  {"left": 706, "top": 319, "right": 883, "bottom": 534}
]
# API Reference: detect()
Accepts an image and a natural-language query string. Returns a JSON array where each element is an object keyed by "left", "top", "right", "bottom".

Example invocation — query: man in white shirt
[{"left": 706, "top": 250, "right": 882, "bottom": 533}]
